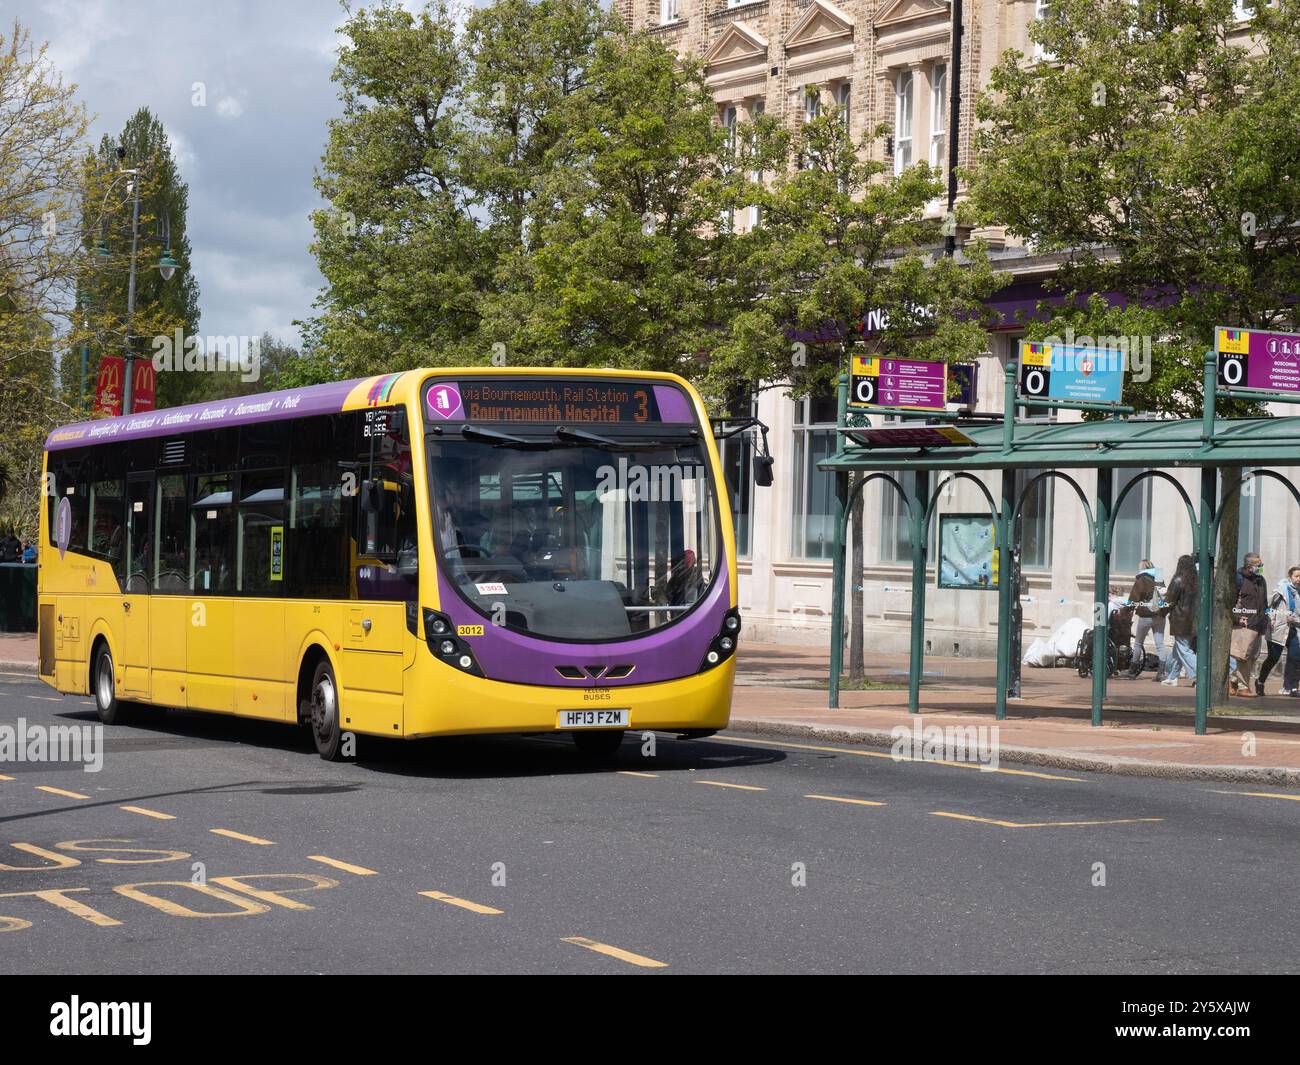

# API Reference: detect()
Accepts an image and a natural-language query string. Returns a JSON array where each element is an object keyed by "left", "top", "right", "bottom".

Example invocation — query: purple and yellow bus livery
[{"left": 38, "top": 369, "right": 739, "bottom": 759}]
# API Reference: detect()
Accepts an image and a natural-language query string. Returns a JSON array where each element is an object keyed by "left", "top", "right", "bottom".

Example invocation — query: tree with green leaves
[
  {"left": 0, "top": 20, "right": 92, "bottom": 539},
  {"left": 307, "top": 0, "right": 749, "bottom": 380},
  {"left": 712, "top": 97, "right": 999, "bottom": 681},
  {"left": 77, "top": 107, "right": 200, "bottom": 410},
  {"left": 482, "top": 24, "right": 748, "bottom": 377},
  {"left": 970, "top": 0, "right": 1300, "bottom": 704}
]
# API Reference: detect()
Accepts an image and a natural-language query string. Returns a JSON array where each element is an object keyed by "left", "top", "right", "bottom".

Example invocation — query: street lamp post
[
  {"left": 122, "top": 169, "right": 142, "bottom": 415},
  {"left": 93, "top": 154, "right": 182, "bottom": 416}
]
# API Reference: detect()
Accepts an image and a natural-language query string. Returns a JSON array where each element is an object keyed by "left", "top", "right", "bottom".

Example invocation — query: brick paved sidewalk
[{"left": 731, "top": 643, "right": 1300, "bottom": 784}]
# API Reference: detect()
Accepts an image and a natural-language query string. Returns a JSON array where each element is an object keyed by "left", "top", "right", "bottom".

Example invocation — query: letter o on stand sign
[{"left": 852, "top": 376, "right": 876, "bottom": 406}]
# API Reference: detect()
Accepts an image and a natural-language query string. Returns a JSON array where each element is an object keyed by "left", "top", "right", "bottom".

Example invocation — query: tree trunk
[
  {"left": 1211, "top": 467, "right": 1240, "bottom": 708},
  {"left": 848, "top": 472, "right": 865, "bottom": 683}
]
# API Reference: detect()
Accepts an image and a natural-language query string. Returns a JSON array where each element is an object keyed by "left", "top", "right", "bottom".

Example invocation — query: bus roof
[
  {"left": 45, "top": 366, "right": 704, "bottom": 452},
  {"left": 44, "top": 373, "right": 399, "bottom": 452}
]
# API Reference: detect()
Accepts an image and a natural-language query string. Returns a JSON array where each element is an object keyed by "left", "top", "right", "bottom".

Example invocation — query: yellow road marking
[
  {"left": 209, "top": 828, "right": 275, "bottom": 845},
  {"left": 419, "top": 890, "right": 502, "bottom": 915},
  {"left": 714, "top": 734, "right": 1086, "bottom": 782},
  {"left": 617, "top": 770, "right": 658, "bottom": 778},
  {"left": 696, "top": 780, "right": 766, "bottom": 791},
  {"left": 1211, "top": 789, "right": 1300, "bottom": 802},
  {"left": 0, "top": 774, "right": 13, "bottom": 781},
  {"left": 931, "top": 811, "right": 1163, "bottom": 829},
  {"left": 561, "top": 936, "right": 668, "bottom": 969},
  {"left": 805, "top": 793, "right": 886, "bottom": 807},
  {"left": 308, "top": 855, "right": 378, "bottom": 876},
  {"left": 120, "top": 805, "right": 175, "bottom": 820},
  {"left": 36, "top": 785, "right": 89, "bottom": 800}
]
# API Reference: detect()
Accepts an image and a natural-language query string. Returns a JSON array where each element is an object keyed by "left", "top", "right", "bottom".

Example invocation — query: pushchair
[{"left": 1076, "top": 604, "right": 1149, "bottom": 678}]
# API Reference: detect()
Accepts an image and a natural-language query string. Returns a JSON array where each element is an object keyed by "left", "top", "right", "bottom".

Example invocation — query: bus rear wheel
[
  {"left": 92, "top": 643, "right": 135, "bottom": 725},
  {"left": 308, "top": 659, "right": 346, "bottom": 762},
  {"left": 572, "top": 729, "right": 625, "bottom": 759}
]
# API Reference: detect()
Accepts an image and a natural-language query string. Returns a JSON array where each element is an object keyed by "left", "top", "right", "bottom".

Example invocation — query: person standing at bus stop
[
  {"left": 1228, "top": 552, "right": 1269, "bottom": 697},
  {"left": 1160, "top": 555, "right": 1198, "bottom": 687},
  {"left": 1127, "top": 560, "right": 1166, "bottom": 679}
]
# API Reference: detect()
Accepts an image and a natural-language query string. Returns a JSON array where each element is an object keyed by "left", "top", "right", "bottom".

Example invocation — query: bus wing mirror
[
  {"left": 397, "top": 546, "right": 419, "bottom": 580},
  {"left": 754, "top": 454, "right": 774, "bottom": 488}
]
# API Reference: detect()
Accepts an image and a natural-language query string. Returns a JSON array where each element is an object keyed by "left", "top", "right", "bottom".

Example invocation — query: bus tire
[
  {"left": 92, "top": 642, "right": 134, "bottom": 725},
  {"left": 308, "top": 658, "right": 345, "bottom": 761},
  {"left": 572, "top": 729, "right": 625, "bottom": 759}
]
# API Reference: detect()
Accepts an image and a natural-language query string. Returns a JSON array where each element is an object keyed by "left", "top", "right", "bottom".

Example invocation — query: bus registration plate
[{"left": 558, "top": 709, "right": 629, "bottom": 729}]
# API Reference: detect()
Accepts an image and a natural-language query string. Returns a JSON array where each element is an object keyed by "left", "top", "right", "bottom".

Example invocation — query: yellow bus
[{"left": 38, "top": 369, "right": 745, "bottom": 759}]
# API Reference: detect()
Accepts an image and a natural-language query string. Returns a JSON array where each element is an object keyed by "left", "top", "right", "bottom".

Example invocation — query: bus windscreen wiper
[
  {"left": 460, "top": 424, "right": 535, "bottom": 447},
  {"left": 554, "top": 425, "right": 698, "bottom": 450},
  {"left": 555, "top": 426, "right": 620, "bottom": 446}
]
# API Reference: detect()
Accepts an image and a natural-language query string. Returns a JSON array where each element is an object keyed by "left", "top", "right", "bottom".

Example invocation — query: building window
[
  {"left": 1112, "top": 469, "right": 1152, "bottom": 574},
  {"left": 659, "top": 0, "right": 678, "bottom": 24},
  {"left": 879, "top": 471, "right": 937, "bottom": 564},
  {"left": 894, "top": 71, "right": 913, "bottom": 174},
  {"left": 835, "top": 82, "right": 851, "bottom": 132},
  {"left": 791, "top": 395, "right": 839, "bottom": 559},
  {"left": 929, "top": 63, "right": 947, "bottom": 170},
  {"left": 749, "top": 99, "right": 765, "bottom": 228},
  {"left": 1017, "top": 467, "right": 1054, "bottom": 570},
  {"left": 804, "top": 85, "right": 821, "bottom": 124},
  {"left": 1034, "top": 1, "right": 1056, "bottom": 61}
]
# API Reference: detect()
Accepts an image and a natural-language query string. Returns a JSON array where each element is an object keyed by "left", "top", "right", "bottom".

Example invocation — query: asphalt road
[{"left": 2, "top": 670, "right": 1298, "bottom": 975}]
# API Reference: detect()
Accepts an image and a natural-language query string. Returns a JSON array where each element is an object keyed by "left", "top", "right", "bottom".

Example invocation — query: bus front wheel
[
  {"left": 92, "top": 643, "right": 135, "bottom": 726},
  {"left": 572, "top": 729, "right": 625, "bottom": 759},
  {"left": 308, "top": 659, "right": 346, "bottom": 761}
]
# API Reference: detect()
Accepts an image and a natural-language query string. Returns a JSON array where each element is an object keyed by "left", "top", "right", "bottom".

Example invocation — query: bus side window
[
  {"left": 286, "top": 413, "right": 349, "bottom": 599},
  {"left": 46, "top": 451, "right": 89, "bottom": 554},
  {"left": 190, "top": 473, "right": 235, "bottom": 593},
  {"left": 86, "top": 449, "right": 126, "bottom": 581},
  {"left": 154, "top": 474, "right": 189, "bottom": 593}
]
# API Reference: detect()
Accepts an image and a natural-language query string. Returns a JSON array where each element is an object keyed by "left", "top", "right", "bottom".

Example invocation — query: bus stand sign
[
  {"left": 1216, "top": 327, "right": 1300, "bottom": 396},
  {"left": 848, "top": 355, "right": 947, "bottom": 412},
  {"left": 1019, "top": 341, "right": 1124, "bottom": 405}
]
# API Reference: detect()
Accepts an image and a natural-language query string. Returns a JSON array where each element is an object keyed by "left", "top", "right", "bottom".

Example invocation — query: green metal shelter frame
[{"left": 822, "top": 350, "right": 1300, "bottom": 735}]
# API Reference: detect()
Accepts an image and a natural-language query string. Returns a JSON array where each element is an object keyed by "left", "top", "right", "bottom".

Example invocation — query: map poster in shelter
[{"left": 938, "top": 514, "right": 998, "bottom": 590}]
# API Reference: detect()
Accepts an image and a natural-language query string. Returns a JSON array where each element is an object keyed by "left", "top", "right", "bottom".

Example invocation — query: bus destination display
[{"left": 425, "top": 379, "right": 691, "bottom": 424}]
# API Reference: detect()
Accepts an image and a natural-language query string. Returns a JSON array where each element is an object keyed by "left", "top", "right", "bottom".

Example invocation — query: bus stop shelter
[{"left": 819, "top": 350, "right": 1300, "bottom": 735}]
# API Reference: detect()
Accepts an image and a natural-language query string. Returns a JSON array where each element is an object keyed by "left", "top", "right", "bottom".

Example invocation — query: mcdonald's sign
[
  {"left": 131, "top": 358, "right": 156, "bottom": 412},
  {"left": 93, "top": 355, "right": 124, "bottom": 417}
]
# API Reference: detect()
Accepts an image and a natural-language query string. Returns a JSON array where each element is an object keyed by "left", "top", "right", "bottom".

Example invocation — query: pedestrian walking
[
  {"left": 1259, "top": 565, "right": 1300, "bottom": 697},
  {"left": 1228, "top": 552, "right": 1270, "bottom": 697},
  {"left": 1159, "top": 554, "right": 1198, "bottom": 686}
]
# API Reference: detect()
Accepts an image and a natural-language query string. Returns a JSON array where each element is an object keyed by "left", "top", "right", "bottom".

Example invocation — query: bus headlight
[
  {"left": 699, "top": 608, "right": 742, "bottom": 672},
  {"left": 422, "top": 608, "right": 484, "bottom": 677}
]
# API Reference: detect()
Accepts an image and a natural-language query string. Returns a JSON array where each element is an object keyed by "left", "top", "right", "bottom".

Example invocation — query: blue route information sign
[{"left": 1019, "top": 341, "right": 1124, "bottom": 405}]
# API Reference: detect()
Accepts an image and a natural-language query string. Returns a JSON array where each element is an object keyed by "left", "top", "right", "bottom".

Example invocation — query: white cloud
[{"left": 215, "top": 95, "right": 245, "bottom": 119}]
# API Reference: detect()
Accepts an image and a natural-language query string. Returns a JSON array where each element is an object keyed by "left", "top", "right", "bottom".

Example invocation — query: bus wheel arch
[
  {"left": 89, "top": 634, "right": 134, "bottom": 725},
  {"left": 296, "top": 643, "right": 346, "bottom": 762}
]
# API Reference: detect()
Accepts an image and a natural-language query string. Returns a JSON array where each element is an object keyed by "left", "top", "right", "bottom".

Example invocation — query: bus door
[{"left": 121, "top": 473, "right": 154, "bottom": 697}]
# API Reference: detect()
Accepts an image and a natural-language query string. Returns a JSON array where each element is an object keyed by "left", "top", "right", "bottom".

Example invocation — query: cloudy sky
[{"left": 16, "top": 0, "right": 444, "bottom": 347}]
